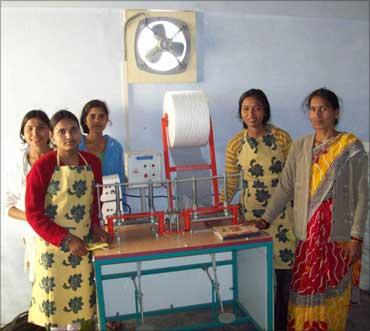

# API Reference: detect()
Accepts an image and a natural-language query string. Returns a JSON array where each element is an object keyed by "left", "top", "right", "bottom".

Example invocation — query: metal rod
[
  {"left": 115, "top": 183, "right": 122, "bottom": 217},
  {"left": 166, "top": 180, "right": 172, "bottom": 212},
  {"left": 239, "top": 169, "right": 245, "bottom": 217},
  {"left": 192, "top": 177, "right": 198, "bottom": 219},
  {"left": 148, "top": 180, "right": 154, "bottom": 213},
  {"left": 136, "top": 261, "right": 144, "bottom": 323},
  {"left": 96, "top": 185, "right": 104, "bottom": 228},
  {"left": 211, "top": 253, "right": 224, "bottom": 313},
  {"left": 119, "top": 218, "right": 151, "bottom": 226},
  {"left": 190, "top": 214, "right": 234, "bottom": 223},
  {"left": 173, "top": 178, "right": 179, "bottom": 211},
  {"left": 130, "top": 276, "right": 140, "bottom": 325},
  {"left": 140, "top": 187, "right": 147, "bottom": 212},
  {"left": 223, "top": 172, "right": 229, "bottom": 216}
]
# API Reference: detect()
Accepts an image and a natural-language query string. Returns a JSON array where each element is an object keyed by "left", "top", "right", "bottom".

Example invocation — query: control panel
[
  {"left": 125, "top": 151, "right": 162, "bottom": 188},
  {"left": 101, "top": 174, "right": 122, "bottom": 220}
]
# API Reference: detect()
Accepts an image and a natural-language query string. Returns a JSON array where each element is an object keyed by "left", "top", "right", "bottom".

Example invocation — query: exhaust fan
[{"left": 134, "top": 17, "right": 191, "bottom": 75}]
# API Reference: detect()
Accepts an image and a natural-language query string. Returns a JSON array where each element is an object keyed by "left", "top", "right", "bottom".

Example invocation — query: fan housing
[{"left": 134, "top": 17, "right": 191, "bottom": 75}]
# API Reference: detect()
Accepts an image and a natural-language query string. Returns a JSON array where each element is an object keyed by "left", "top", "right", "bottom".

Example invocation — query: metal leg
[
  {"left": 202, "top": 265, "right": 217, "bottom": 320},
  {"left": 131, "top": 275, "right": 140, "bottom": 325},
  {"left": 137, "top": 261, "right": 144, "bottom": 323},
  {"left": 94, "top": 262, "right": 107, "bottom": 331},
  {"left": 210, "top": 253, "right": 236, "bottom": 324}
]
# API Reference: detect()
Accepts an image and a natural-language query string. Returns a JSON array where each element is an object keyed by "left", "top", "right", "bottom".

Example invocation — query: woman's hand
[
  {"left": 93, "top": 227, "right": 112, "bottom": 244},
  {"left": 344, "top": 240, "right": 362, "bottom": 265},
  {"left": 65, "top": 234, "right": 88, "bottom": 257},
  {"left": 251, "top": 218, "right": 271, "bottom": 230}
]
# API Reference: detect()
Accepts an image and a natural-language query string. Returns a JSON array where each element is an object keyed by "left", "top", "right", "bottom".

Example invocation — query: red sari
[{"left": 287, "top": 133, "right": 362, "bottom": 331}]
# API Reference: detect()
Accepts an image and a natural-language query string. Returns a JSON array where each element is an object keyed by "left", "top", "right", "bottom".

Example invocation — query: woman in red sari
[{"left": 254, "top": 88, "right": 368, "bottom": 331}]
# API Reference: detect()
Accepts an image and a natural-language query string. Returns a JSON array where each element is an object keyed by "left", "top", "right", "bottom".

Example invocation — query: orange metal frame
[
  {"left": 161, "top": 114, "right": 219, "bottom": 211},
  {"left": 106, "top": 211, "right": 166, "bottom": 239},
  {"left": 181, "top": 205, "right": 239, "bottom": 232}
]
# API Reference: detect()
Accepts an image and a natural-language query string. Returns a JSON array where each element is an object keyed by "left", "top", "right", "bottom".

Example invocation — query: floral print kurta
[{"left": 223, "top": 126, "right": 296, "bottom": 269}]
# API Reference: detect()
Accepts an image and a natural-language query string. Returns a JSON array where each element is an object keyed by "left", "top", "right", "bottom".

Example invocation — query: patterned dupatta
[
  {"left": 308, "top": 133, "right": 362, "bottom": 221},
  {"left": 287, "top": 132, "right": 363, "bottom": 331}
]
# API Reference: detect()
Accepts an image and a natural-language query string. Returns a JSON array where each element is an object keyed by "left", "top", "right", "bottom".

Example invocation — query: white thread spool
[{"left": 163, "top": 91, "right": 211, "bottom": 148}]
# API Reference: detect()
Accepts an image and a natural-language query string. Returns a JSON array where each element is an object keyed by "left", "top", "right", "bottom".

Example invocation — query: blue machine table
[{"left": 93, "top": 224, "right": 274, "bottom": 331}]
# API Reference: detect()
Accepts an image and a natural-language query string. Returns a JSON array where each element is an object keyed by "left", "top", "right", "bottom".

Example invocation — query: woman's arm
[
  {"left": 262, "top": 141, "right": 297, "bottom": 224},
  {"left": 3, "top": 152, "right": 28, "bottom": 221},
  {"left": 8, "top": 207, "right": 26, "bottom": 220},
  {"left": 350, "top": 149, "right": 369, "bottom": 239},
  {"left": 220, "top": 132, "right": 244, "bottom": 203},
  {"left": 25, "top": 159, "right": 68, "bottom": 246}
]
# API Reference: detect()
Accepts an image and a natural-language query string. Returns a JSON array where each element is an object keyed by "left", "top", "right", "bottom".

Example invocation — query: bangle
[
  {"left": 62, "top": 234, "right": 72, "bottom": 248},
  {"left": 258, "top": 219, "right": 270, "bottom": 230},
  {"left": 262, "top": 219, "right": 271, "bottom": 229},
  {"left": 350, "top": 236, "right": 363, "bottom": 243}
]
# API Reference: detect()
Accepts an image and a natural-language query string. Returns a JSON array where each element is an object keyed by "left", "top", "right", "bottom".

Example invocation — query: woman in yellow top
[{"left": 223, "top": 89, "right": 296, "bottom": 331}]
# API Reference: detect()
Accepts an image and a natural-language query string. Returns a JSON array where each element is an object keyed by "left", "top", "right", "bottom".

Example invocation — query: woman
[
  {"left": 3, "top": 110, "right": 51, "bottom": 317},
  {"left": 4, "top": 110, "right": 52, "bottom": 280},
  {"left": 79, "top": 99, "right": 125, "bottom": 184},
  {"left": 255, "top": 88, "right": 368, "bottom": 331},
  {"left": 223, "top": 89, "right": 296, "bottom": 331},
  {"left": 25, "top": 110, "right": 111, "bottom": 330}
]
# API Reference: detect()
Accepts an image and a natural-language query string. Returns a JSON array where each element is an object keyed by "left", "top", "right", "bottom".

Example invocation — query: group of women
[
  {"left": 4, "top": 87, "right": 369, "bottom": 331},
  {"left": 4, "top": 100, "right": 123, "bottom": 330},
  {"left": 224, "top": 87, "right": 368, "bottom": 331}
]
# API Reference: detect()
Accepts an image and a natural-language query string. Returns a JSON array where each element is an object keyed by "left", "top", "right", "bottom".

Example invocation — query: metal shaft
[
  {"left": 140, "top": 187, "right": 147, "bottom": 212},
  {"left": 115, "top": 183, "right": 122, "bottom": 216},
  {"left": 211, "top": 253, "right": 224, "bottom": 313},
  {"left": 166, "top": 179, "right": 172, "bottom": 212},
  {"left": 148, "top": 180, "right": 154, "bottom": 213},
  {"left": 96, "top": 185, "right": 104, "bottom": 228},
  {"left": 173, "top": 178, "right": 179, "bottom": 211},
  {"left": 239, "top": 169, "right": 245, "bottom": 217},
  {"left": 192, "top": 177, "right": 198, "bottom": 218},
  {"left": 223, "top": 172, "right": 229, "bottom": 216},
  {"left": 137, "top": 261, "right": 144, "bottom": 323}
]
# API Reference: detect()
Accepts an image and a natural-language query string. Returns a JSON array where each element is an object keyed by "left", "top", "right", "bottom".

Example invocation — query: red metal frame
[
  {"left": 106, "top": 211, "right": 166, "bottom": 239},
  {"left": 161, "top": 114, "right": 219, "bottom": 211},
  {"left": 181, "top": 205, "right": 239, "bottom": 232}
]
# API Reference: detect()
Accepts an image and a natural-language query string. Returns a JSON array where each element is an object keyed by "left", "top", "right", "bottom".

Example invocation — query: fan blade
[
  {"left": 170, "top": 42, "right": 184, "bottom": 57},
  {"left": 151, "top": 24, "right": 166, "bottom": 40},
  {"left": 145, "top": 45, "right": 162, "bottom": 63}
]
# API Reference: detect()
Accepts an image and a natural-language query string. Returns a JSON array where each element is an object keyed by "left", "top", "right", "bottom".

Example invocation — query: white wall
[{"left": 1, "top": 0, "right": 369, "bottom": 324}]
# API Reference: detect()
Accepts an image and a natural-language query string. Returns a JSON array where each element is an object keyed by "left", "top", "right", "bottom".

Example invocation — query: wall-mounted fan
[
  {"left": 125, "top": 10, "right": 196, "bottom": 83},
  {"left": 134, "top": 17, "right": 191, "bottom": 75}
]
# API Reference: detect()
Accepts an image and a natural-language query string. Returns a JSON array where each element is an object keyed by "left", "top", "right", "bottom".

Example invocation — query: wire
[
  {"left": 123, "top": 12, "right": 148, "bottom": 61},
  {"left": 123, "top": 203, "right": 132, "bottom": 214}
]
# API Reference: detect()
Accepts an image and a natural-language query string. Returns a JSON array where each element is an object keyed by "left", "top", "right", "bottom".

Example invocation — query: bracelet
[
  {"left": 62, "top": 234, "right": 72, "bottom": 248},
  {"left": 258, "top": 219, "right": 270, "bottom": 230},
  {"left": 350, "top": 236, "right": 363, "bottom": 243},
  {"left": 263, "top": 219, "right": 271, "bottom": 229}
]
